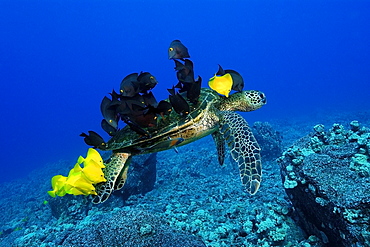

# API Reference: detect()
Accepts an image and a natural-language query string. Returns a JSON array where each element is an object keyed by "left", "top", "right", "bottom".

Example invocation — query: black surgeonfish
[
  {"left": 187, "top": 76, "right": 202, "bottom": 104},
  {"left": 168, "top": 86, "right": 190, "bottom": 116},
  {"left": 100, "top": 96, "right": 118, "bottom": 129},
  {"left": 80, "top": 131, "right": 106, "bottom": 149},
  {"left": 101, "top": 119, "right": 117, "bottom": 136},
  {"left": 120, "top": 94, "right": 146, "bottom": 112},
  {"left": 118, "top": 91, "right": 158, "bottom": 128},
  {"left": 174, "top": 81, "right": 186, "bottom": 92},
  {"left": 120, "top": 81, "right": 137, "bottom": 97},
  {"left": 173, "top": 60, "right": 195, "bottom": 94},
  {"left": 115, "top": 101, "right": 131, "bottom": 116},
  {"left": 124, "top": 99, "right": 171, "bottom": 128},
  {"left": 168, "top": 40, "right": 190, "bottom": 60},
  {"left": 121, "top": 115, "right": 151, "bottom": 138},
  {"left": 129, "top": 108, "right": 157, "bottom": 128},
  {"left": 216, "top": 64, "right": 245, "bottom": 92},
  {"left": 142, "top": 91, "right": 157, "bottom": 107},
  {"left": 143, "top": 100, "right": 172, "bottom": 118},
  {"left": 156, "top": 100, "right": 172, "bottom": 116},
  {"left": 120, "top": 72, "right": 158, "bottom": 97},
  {"left": 143, "top": 100, "right": 172, "bottom": 119},
  {"left": 109, "top": 89, "right": 121, "bottom": 106},
  {"left": 174, "top": 59, "right": 194, "bottom": 83},
  {"left": 119, "top": 93, "right": 157, "bottom": 128},
  {"left": 137, "top": 72, "right": 158, "bottom": 93},
  {"left": 120, "top": 73, "right": 139, "bottom": 97}
]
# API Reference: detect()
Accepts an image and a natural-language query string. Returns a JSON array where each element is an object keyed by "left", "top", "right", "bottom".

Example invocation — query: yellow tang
[
  {"left": 208, "top": 73, "right": 233, "bottom": 97},
  {"left": 81, "top": 160, "right": 107, "bottom": 184},
  {"left": 77, "top": 148, "right": 106, "bottom": 183},
  {"left": 63, "top": 173, "right": 97, "bottom": 196},
  {"left": 47, "top": 148, "right": 106, "bottom": 198},
  {"left": 77, "top": 148, "right": 105, "bottom": 168},
  {"left": 47, "top": 175, "right": 67, "bottom": 197},
  {"left": 68, "top": 163, "right": 83, "bottom": 176}
]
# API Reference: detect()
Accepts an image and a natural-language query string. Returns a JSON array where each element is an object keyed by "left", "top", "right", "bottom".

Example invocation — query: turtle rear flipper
[
  {"left": 219, "top": 111, "right": 262, "bottom": 195},
  {"left": 92, "top": 153, "right": 131, "bottom": 204},
  {"left": 212, "top": 132, "right": 226, "bottom": 166}
]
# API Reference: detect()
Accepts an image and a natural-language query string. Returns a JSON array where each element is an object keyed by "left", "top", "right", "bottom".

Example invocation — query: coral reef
[
  {"left": 63, "top": 209, "right": 206, "bottom": 247},
  {"left": 0, "top": 132, "right": 318, "bottom": 247},
  {"left": 8, "top": 111, "right": 370, "bottom": 246},
  {"left": 252, "top": 121, "right": 283, "bottom": 161},
  {"left": 278, "top": 121, "right": 370, "bottom": 246}
]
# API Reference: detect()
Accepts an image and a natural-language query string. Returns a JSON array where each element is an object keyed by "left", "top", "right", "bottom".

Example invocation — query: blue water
[{"left": 0, "top": 0, "right": 369, "bottom": 182}]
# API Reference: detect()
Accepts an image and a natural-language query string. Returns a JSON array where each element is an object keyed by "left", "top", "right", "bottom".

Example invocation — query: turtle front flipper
[
  {"left": 219, "top": 111, "right": 262, "bottom": 195},
  {"left": 212, "top": 132, "right": 226, "bottom": 166},
  {"left": 92, "top": 152, "right": 131, "bottom": 204}
]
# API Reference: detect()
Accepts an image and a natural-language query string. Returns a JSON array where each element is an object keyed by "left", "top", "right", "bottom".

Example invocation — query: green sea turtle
[{"left": 92, "top": 87, "right": 266, "bottom": 204}]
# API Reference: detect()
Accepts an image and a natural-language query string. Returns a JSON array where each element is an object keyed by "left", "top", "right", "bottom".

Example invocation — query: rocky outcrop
[
  {"left": 252, "top": 121, "right": 283, "bottom": 161},
  {"left": 118, "top": 152, "right": 157, "bottom": 200},
  {"left": 278, "top": 121, "right": 370, "bottom": 246}
]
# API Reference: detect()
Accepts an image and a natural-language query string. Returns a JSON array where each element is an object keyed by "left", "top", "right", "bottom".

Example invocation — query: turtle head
[{"left": 219, "top": 90, "right": 266, "bottom": 112}]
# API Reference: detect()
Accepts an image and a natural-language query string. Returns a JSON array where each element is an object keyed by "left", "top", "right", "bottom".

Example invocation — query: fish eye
[
  {"left": 150, "top": 76, "right": 154, "bottom": 80},
  {"left": 169, "top": 47, "right": 174, "bottom": 52}
]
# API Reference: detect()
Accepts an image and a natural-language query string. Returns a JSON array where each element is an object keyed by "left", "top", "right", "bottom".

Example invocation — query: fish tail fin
[
  {"left": 77, "top": 156, "right": 85, "bottom": 164},
  {"left": 47, "top": 190, "right": 56, "bottom": 198}
]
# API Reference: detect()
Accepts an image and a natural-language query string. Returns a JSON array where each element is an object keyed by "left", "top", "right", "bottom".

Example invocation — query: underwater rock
[
  {"left": 48, "top": 197, "right": 91, "bottom": 221},
  {"left": 252, "top": 121, "right": 283, "bottom": 161},
  {"left": 278, "top": 121, "right": 370, "bottom": 247},
  {"left": 62, "top": 209, "right": 206, "bottom": 247},
  {"left": 117, "top": 152, "right": 157, "bottom": 201}
]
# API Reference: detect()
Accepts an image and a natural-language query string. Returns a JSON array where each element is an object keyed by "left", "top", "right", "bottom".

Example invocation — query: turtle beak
[{"left": 260, "top": 92, "right": 267, "bottom": 105}]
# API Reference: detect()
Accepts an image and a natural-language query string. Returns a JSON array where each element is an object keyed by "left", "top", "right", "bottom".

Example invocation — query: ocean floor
[{"left": 0, "top": 110, "right": 369, "bottom": 247}]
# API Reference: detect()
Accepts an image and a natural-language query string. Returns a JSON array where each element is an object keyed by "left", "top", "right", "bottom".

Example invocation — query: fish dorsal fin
[
  {"left": 68, "top": 163, "right": 83, "bottom": 177},
  {"left": 216, "top": 64, "right": 225, "bottom": 76},
  {"left": 77, "top": 156, "right": 85, "bottom": 165},
  {"left": 86, "top": 148, "right": 104, "bottom": 167}
]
